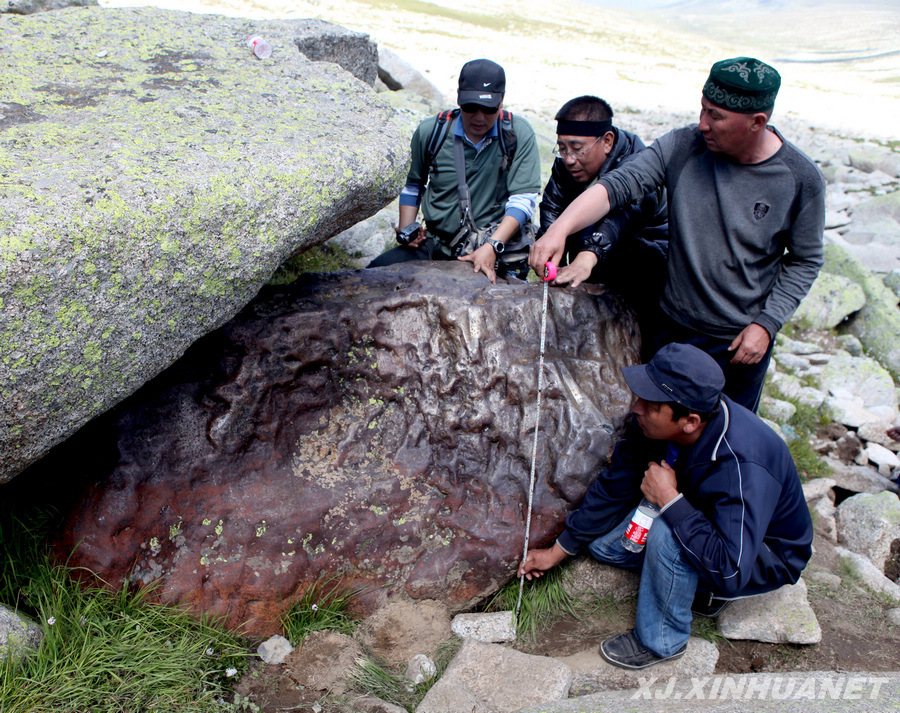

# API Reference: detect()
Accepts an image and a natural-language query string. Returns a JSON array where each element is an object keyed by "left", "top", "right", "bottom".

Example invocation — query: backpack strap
[
  {"left": 423, "top": 108, "right": 459, "bottom": 174},
  {"left": 494, "top": 110, "right": 517, "bottom": 206},
  {"left": 496, "top": 110, "right": 516, "bottom": 166},
  {"left": 422, "top": 108, "right": 519, "bottom": 218}
]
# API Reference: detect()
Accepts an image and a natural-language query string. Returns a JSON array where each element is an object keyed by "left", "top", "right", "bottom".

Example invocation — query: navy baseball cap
[
  {"left": 457, "top": 59, "right": 505, "bottom": 108},
  {"left": 622, "top": 343, "right": 725, "bottom": 412}
]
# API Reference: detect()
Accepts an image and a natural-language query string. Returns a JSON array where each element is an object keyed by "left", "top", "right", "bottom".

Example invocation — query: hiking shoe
[
  {"left": 599, "top": 630, "right": 687, "bottom": 670},
  {"left": 691, "top": 591, "right": 732, "bottom": 617}
]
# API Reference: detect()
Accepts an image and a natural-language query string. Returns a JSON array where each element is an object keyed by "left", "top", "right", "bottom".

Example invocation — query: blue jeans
[{"left": 589, "top": 509, "right": 698, "bottom": 657}]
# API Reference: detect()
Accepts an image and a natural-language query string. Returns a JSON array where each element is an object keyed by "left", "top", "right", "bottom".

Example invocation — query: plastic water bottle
[
  {"left": 247, "top": 35, "right": 273, "bottom": 60},
  {"left": 621, "top": 497, "right": 661, "bottom": 553}
]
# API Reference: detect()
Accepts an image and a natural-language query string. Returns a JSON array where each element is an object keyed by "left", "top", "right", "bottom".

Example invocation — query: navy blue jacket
[{"left": 557, "top": 396, "right": 812, "bottom": 597}]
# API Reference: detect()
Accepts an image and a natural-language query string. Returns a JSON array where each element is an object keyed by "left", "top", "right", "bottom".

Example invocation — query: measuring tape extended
[{"left": 515, "top": 261, "right": 556, "bottom": 621}]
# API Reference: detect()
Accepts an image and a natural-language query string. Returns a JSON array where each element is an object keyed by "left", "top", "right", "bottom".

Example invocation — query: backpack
[{"left": 423, "top": 108, "right": 518, "bottom": 180}]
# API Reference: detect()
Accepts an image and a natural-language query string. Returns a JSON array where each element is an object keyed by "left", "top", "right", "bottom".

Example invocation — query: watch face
[{"left": 491, "top": 239, "right": 504, "bottom": 253}]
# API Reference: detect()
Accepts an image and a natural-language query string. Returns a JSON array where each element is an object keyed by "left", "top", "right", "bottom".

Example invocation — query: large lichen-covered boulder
[
  {"left": 824, "top": 244, "right": 900, "bottom": 379},
  {"left": 835, "top": 189, "right": 900, "bottom": 275},
  {"left": 0, "top": 7, "right": 408, "bottom": 482},
  {"left": 51, "top": 264, "right": 639, "bottom": 637},
  {"left": 791, "top": 270, "right": 866, "bottom": 330},
  {"left": 1, "top": 0, "right": 95, "bottom": 14}
]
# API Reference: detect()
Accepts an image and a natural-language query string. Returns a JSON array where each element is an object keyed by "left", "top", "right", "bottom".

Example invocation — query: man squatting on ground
[
  {"left": 539, "top": 95, "right": 669, "bottom": 358},
  {"left": 519, "top": 342, "right": 813, "bottom": 670},
  {"left": 531, "top": 57, "right": 826, "bottom": 411},
  {"left": 368, "top": 59, "right": 541, "bottom": 284}
]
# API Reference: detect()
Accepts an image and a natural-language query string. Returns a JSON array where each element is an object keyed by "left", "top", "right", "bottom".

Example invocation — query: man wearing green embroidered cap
[{"left": 530, "top": 57, "right": 826, "bottom": 412}]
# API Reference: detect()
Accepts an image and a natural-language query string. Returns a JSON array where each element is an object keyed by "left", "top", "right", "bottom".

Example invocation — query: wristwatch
[{"left": 487, "top": 238, "right": 505, "bottom": 254}]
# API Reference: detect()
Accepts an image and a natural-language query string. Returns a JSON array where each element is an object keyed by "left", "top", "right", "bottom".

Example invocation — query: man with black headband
[
  {"left": 519, "top": 342, "right": 812, "bottom": 670},
  {"left": 531, "top": 58, "right": 826, "bottom": 411},
  {"left": 368, "top": 58, "right": 541, "bottom": 284},
  {"left": 540, "top": 96, "right": 668, "bottom": 355}
]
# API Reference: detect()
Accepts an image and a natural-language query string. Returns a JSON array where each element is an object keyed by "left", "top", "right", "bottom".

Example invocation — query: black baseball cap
[
  {"left": 457, "top": 59, "right": 505, "bottom": 108},
  {"left": 622, "top": 343, "right": 725, "bottom": 413}
]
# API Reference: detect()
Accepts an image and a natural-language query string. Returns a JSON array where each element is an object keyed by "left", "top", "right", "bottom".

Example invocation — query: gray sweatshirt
[{"left": 598, "top": 125, "right": 825, "bottom": 339}]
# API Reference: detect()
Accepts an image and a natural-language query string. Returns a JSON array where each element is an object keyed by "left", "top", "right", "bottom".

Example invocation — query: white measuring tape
[{"left": 515, "top": 261, "right": 557, "bottom": 621}]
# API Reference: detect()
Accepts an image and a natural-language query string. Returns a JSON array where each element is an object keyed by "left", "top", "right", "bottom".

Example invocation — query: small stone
[
  {"left": 406, "top": 653, "right": 437, "bottom": 685},
  {"left": 836, "top": 334, "right": 864, "bottom": 356},
  {"left": 837, "top": 491, "right": 900, "bottom": 571},
  {"left": 835, "top": 547, "right": 900, "bottom": 604},
  {"left": 857, "top": 422, "right": 900, "bottom": 449},
  {"left": 775, "top": 336, "right": 822, "bottom": 355},
  {"left": 773, "top": 353, "right": 812, "bottom": 373},
  {"left": 802, "top": 477, "right": 836, "bottom": 503},
  {"left": 761, "top": 397, "right": 796, "bottom": 423},
  {"left": 797, "top": 386, "right": 826, "bottom": 409},
  {"left": 719, "top": 579, "right": 821, "bottom": 644},
  {"left": 866, "top": 442, "right": 900, "bottom": 470},
  {"left": 0, "top": 605, "right": 43, "bottom": 664},
  {"left": 257, "top": 635, "right": 293, "bottom": 665},
  {"left": 813, "top": 497, "right": 838, "bottom": 543},
  {"left": 450, "top": 611, "right": 516, "bottom": 643}
]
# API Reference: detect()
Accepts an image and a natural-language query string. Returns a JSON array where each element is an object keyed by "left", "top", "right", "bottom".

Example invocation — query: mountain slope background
[{"left": 100, "top": 0, "right": 899, "bottom": 140}]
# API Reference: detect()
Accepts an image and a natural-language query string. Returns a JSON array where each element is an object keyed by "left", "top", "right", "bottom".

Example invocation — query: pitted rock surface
[
  {"left": 52, "top": 263, "right": 639, "bottom": 636},
  {"left": 0, "top": 7, "right": 407, "bottom": 482}
]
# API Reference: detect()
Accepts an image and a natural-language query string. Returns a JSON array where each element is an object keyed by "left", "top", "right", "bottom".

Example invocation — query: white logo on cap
[
  {"left": 483, "top": 82, "right": 491, "bottom": 87},
  {"left": 479, "top": 94, "right": 492, "bottom": 99}
]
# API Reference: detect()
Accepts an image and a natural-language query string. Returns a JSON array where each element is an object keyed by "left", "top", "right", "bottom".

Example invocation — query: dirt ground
[{"left": 231, "top": 531, "right": 900, "bottom": 713}]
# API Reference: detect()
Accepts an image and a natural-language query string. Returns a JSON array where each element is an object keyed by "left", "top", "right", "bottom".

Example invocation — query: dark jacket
[
  {"left": 557, "top": 396, "right": 812, "bottom": 598},
  {"left": 539, "top": 127, "right": 668, "bottom": 264}
]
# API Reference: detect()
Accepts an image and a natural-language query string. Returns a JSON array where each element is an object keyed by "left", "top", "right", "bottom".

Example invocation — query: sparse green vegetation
[
  {"left": 268, "top": 244, "right": 359, "bottom": 284},
  {"left": 0, "top": 507, "right": 248, "bottom": 713},
  {"left": 280, "top": 576, "right": 364, "bottom": 646},
  {"left": 486, "top": 564, "right": 579, "bottom": 641},
  {"left": 691, "top": 615, "right": 733, "bottom": 647},
  {"left": 761, "top": 382, "right": 833, "bottom": 482},
  {"left": 346, "top": 637, "right": 460, "bottom": 712}
]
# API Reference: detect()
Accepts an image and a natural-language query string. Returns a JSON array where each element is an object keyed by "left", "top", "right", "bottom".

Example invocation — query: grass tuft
[
  {"left": 0, "top": 508, "right": 248, "bottom": 713},
  {"left": 690, "top": 615, "right": 734, "bottom": 648},
  {"left": 280, "top": 576, "right": 364, "bottom": 646},
  {"left": 485, "top": 564, "right": 579, "bottom": 641},
  {"left": 346, "top": 637, "right": 460, "bottom": 713},
  {"left": 761, "top": 381, "right": 833, "bottom": 481}
]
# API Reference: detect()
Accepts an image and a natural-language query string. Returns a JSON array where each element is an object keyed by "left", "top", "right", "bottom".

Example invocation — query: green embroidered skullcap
[{"left": 703, "top": 57, "right": 781, "bottom": 113}]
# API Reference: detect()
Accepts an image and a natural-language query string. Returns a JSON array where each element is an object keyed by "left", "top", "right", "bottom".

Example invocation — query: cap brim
[
  {"left": 622, "top": 364, "right": 674, "bottom": 403},
  {"left": 457, "top": 90, "right": 503, "bottom": 108}
]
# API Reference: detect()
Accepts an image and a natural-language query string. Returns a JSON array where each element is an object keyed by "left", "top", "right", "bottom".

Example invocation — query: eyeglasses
[
  {"left": 553, "top": 136, "right": 601, "bottom": 160},
  {"left": 460, "top": 104, "right": 499, "bottom": 115}
]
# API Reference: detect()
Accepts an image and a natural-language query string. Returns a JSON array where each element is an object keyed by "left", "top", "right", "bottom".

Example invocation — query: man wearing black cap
[
  {"left": 368, "top": 58, "right": 541, "bottom": 284},
  {"left": 540, "top": 95, "right": 668, "bottom": 356},
  {"left": 530, "top": 58, "right": 826, "bottom": 411},
  {"left": 519, "top": 342, "right": 812, "bottom": 669}
]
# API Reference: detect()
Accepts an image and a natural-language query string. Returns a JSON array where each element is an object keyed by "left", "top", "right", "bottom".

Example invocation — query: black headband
[{"left": 556, "top": 119, "right": 613, "bottom": 137}]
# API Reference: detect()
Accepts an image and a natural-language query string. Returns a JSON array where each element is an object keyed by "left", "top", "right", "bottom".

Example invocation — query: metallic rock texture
[{"left": 53, "top": 263, "right": 639, "bottom": 636}]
